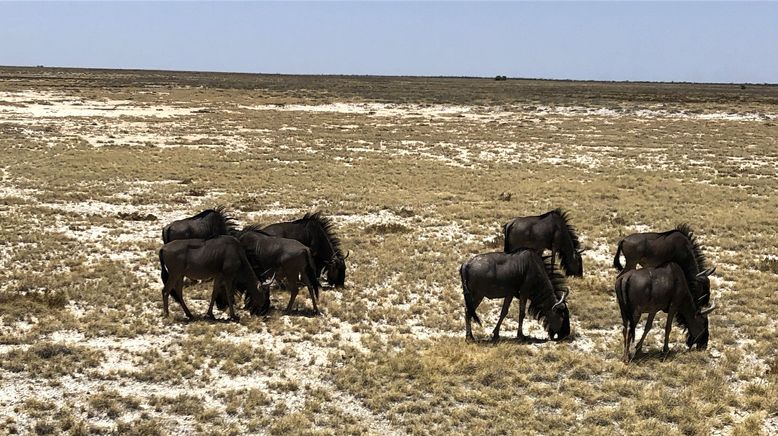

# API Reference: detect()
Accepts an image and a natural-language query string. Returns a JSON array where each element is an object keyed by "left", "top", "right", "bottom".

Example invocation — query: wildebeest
[
  {"left": 158, "top": 235, "right": 269, "bottom": 321},
  {"left": 162, "top": 207, "right": 237, "bottom": 243},
  {"left": 503, "top": 209, "right": 584, "bottom": 277},
  {"left": 615, "top": 262, "right": 716, "bottom": 363},
  {"left": 235, "top": 225, "right": 322, "bottom": 314},
  {"left": 613, "top": 224, "right": 714, "bottom": 309},
  {"left": 460, "top": 249, "right": 571, "bottom": 342},
  {"left": 262, "top": 212, "right": 348, "bottom": 287}
]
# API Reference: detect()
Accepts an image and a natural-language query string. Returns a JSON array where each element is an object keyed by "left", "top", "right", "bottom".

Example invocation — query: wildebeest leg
[
  {"left": 635, "top": 312, "right": 655, "bottom": 354},
  {"left": 284, "top": 271, "right": 300, "bottom": 313},
  {"left": 206, "top": 290, "right": 217, "bottom": 320},
  {"left": 622, "top": 321, "right": 630, "bottom": 363},
  {"left": 492, "top": 295, "right": 513, "bottom": 341},
  {"left": 173, "top": 277, "right": 194, "bottom": 320},
  {"left": 307, "top": 284, "right": 319, "bottom": 315},
  {"left": 300, "top": 266, "right": 320, "bottom": 314},
  {"left": 662, "top": 309, "right": 675, "bottom": 360},
  {"left": 223, "top": 277, "right": 239, "bottom": 322},
  {"left": 285, "top": 289, "right": 299, "bottom": 313},
  {"left": 205, "top": 278, "right": 220, "bottom": 320},
  {"left": 623, "top": 313, "right": 640, "bottom": 363},
  {"left": 517, "top": 297, "right": 527, "bottom": 340},
  {"left": 465, "top": 295, "right": 483, "bottom": 342},
  {"left": 161, "top": 275, "right": 176, "bottom": 317}
]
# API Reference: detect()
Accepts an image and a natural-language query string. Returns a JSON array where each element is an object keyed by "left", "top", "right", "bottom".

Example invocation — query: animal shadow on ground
[
  {"left": 630, "top": 349, "right": 681, "bottom": 363},
  {"left": 283, "top": 307, "right": 320, "bottom": 318},
  {"left": 203, "top": 316, "right": 238, "bottom": 324},
  {"left": 475, "top": 336, "right": 551, "bottom": 345}
]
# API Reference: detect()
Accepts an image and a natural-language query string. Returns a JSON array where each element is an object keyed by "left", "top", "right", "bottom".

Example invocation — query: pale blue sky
[{"left": 1, "top": 2, "right": 776, "bottom": 83}]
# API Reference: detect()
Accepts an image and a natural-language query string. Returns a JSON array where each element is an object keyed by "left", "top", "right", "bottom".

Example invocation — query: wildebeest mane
[
  {"left": 295, "top": 212, "right": 343, "bottom": 258},
  {"left": 546, "top": 208, "right": 581, "bottom": 251},
  {"left": 674, "top": 223, "right": 708, "bottom": 270},
  {"left": 191, "top": 206, "right": 239, "bottom": 238},
  {"left": 526, "top": 254, "right": 568, "bottom": 326}
]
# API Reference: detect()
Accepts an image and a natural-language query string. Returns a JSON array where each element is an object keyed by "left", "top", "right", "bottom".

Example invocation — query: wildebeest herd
[
  {"left": 159, "top": 208, "right": 347, "bottom": 321},
  {"left": 158, "top": 207, "right": 716, "bottom": 363}
]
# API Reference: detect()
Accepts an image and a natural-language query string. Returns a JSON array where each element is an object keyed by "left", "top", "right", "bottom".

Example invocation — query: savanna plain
[{"left": 1, "top": 67, "right": 777, "bottom": 435}]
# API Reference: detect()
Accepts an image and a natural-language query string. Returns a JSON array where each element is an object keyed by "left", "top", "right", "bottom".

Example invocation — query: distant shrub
[
  {"left": 117, "top": 211, "right": 157, "bottom": 221},
  {"left": 364, "top": 222, "right": 410, "bottom": 234},
  {"left": 755, "top": 257, "right": 778, "bottom": 274},
  {"left": 494, "top": 75, "right": 508, "bottom": 81}
]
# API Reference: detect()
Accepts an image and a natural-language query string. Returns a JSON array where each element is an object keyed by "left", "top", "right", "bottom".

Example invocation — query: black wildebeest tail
[
  {"left": 615, "top": 274, "right": 634, "bottom": 327},
  {"left": 305, "top": 249, "right": 321, "bottom": 299},
  {"left": 503, "top": 221, "right": 513, "bottom": 253},
  {"left": 460, "top": 263, "right": 481, "bottom": 325},
  {"left": 159, "top": 249, "right": 169, "bottom": 284},
  {"left": 613, "top": 239, "right": 625, "bottom": 271}
]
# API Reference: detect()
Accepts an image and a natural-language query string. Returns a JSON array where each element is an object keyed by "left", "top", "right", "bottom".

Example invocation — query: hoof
[
  {"left": 465, "top": 335, "right": 475, "bottom": 343},
  {"left": 230, "top": 315, "right": 241, "bottom": 323}
]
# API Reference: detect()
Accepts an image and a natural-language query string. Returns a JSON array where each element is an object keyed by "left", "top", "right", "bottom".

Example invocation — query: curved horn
[
  {"left": 262, "top": 272, "right": 276, "bottom": 286},
  {"left": 698, "top": 301, "right": 716, "bottom": 315},
  {"left": 552, "top": 290, "right": 569, "bottom": 310},
  {"left": 576, "top": 248, "right": 586, "bottom": 254},
  {"left": 696, "top": 266, "right": 716, "bottom": 278},
  {"left": 343, "top": 250, "right": 350, "bottom": 260}
]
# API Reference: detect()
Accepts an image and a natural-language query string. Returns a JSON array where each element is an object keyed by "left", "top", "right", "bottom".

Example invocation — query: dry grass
[{"left": 1, "top": 67, "right": 777, "bottom": 434}]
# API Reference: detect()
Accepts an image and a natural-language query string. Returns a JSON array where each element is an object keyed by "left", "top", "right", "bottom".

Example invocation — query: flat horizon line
[{"left": 1, "top": 64, "right": 776, "bottom": 87}]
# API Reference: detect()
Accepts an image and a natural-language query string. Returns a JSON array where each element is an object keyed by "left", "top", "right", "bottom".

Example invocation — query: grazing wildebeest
[
  {"left": 162, "top": 207, "right": 237, "bottom": 243},
  {"left": 613, "top": 224, "right": 714, "bottom": 309},
  {"left": 235, "top": 225, "right": 322, "bottom": 314},
  {"left": 262, "top": 212, "right": 348, "bottom": 287},
  {"left": 503, "top": 209, "right": 584, "bottom": 277},
  {"left": 615, "top": 263, "right": 716, "bottom": 363},
  {"left": 158, "top": 235, "right": 269, "bottom": 321},
  {"left": 460, "top": 249, "right": 571, "bottom": 342}
]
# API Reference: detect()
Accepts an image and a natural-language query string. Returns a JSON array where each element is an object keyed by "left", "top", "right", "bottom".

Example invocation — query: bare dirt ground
[{"left": 1, "top": 67, "right": 777, "bottom": 435}]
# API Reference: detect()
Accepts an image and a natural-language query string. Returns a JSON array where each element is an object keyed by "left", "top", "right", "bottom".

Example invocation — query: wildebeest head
[
  {"left": 687, "top": 266, "right": 716, "bottom": 349},
  {"left": 547, "top": 291, "right": 571, "bottom": 340},
  {"left": 561, "top": 249, "right": 585, "bottom": 277},
  {"left": 326, "top": 251, "right": 349, "bottom": 287},
  {"left": 686, "top": 307, "right": 715, "bottom": 350}
]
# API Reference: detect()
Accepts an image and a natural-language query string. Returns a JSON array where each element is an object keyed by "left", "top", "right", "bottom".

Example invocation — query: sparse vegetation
[{"left": 0, "top": 67, "right": 777, "bottom": 433}]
